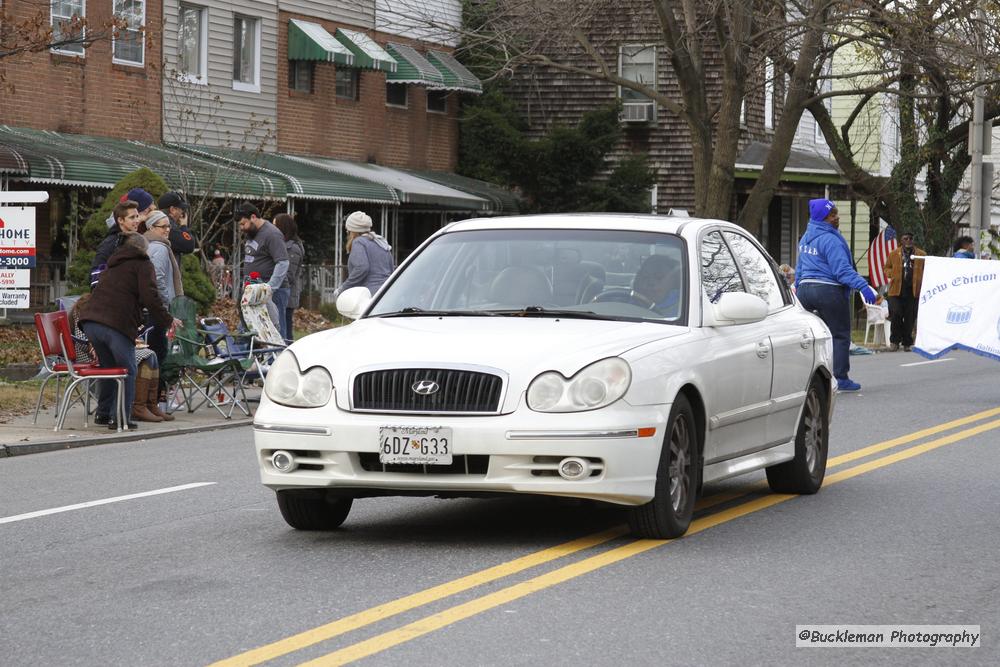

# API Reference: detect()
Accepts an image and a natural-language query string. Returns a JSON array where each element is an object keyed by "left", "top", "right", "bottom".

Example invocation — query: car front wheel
[
  {"left": 276, "top": 489, "right": 353, "bottom": 530},
  {"left": 628, "top": 394, "right": 699, "bottom": 539},
  {"left": 765, "top": 376, "right": 829, "bottom": 494}
]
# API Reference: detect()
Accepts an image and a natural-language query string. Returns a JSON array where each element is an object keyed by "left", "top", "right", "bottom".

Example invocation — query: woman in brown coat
[{"left": 78, "top": 229, "right": 180, "bottom": 429}]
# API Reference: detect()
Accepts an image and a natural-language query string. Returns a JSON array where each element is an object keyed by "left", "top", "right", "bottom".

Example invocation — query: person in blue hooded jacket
[{"left": 795, "top": 198, "right": 879, "bottom": 392}]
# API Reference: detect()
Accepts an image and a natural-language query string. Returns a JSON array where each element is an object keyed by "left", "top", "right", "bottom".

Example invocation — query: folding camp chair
[
  {"left": 160, "top": 296, "right": 251, "bottom": 418},
  {"left": 198, "top": 316, "right": 283, "bottom": 407},
  {"left": 34, "top": 312, "right": 130, "bottom": 432}
]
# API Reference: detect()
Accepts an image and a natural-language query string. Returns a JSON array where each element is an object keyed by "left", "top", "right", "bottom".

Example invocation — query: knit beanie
[
  {"left": 808, "top": 198, "right": 835, "bottom": 222},
  {"left": 345, "top": 211, "right": 372, "bottom": 233}
]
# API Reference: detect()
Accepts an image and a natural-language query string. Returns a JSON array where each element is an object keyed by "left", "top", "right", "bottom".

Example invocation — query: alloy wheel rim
[
  {"left": 803, "top": 389, "right": 823, "bottom": 473},
  {"left": 667, "top": 415, "right": 691, "bottom": 512}
]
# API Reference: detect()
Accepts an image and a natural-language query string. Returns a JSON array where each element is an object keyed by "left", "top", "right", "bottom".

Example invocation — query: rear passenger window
[
  {"left": 700, "top": 231, "right": 744, "bottom": 302},
  {"left": 722, "top": 232, "right": 787, "bottom": 310}
]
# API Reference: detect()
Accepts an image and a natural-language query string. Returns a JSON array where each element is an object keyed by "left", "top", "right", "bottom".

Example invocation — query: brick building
[{"left": 0, "top": 0, "right": 516, "bottom": 314}]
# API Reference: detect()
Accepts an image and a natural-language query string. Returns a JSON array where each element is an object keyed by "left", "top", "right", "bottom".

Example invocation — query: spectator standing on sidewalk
[
  {"left": 78, "top": 233, "right": 181, "bottom": 430},
  {"left": 794, "top": 198, "right": 879, "bottom": 392},
  {"left": 884, "top": 231, "right": 926, "bottom": 352},
  {"left": 236, "top": 202, "right": 289, "bottom": 331},
  {"left": 334, "top": 211, "right": 395, "bottom": 298},
  {"left": 92, "top": 190, "right": 154, "bottom": 286},
  {"left": 952, "top": 236, "right": 975, "bottom": 259},
  {"left": 274, "top": 213, "right": 305, "bottom": 343},
  {"left": 157, "top": 191, "right": 198, "bottom": 266},
  {"left": 140, "top": 210, "right": 183, "bottom": 420}
]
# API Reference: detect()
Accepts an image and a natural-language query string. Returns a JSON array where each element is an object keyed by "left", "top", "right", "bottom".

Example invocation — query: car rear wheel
[
  {"left": 766, "top": 376, "right": 829, "bottom": 494},
  {"left": 628, "top": 394, "right": 698, "bottom": 539},
  {"left": 276, "top": 489, "right": 353, "bottom": 530}
]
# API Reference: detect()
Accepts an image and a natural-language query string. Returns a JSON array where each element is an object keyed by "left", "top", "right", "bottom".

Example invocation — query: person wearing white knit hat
[{"left": 335, "top": 211, "right": 395, "bottom": 297}]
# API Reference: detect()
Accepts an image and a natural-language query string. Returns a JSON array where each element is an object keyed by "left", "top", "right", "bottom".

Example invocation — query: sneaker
[
  {"left": 837, "top": 378, "right": 862, "bottom": 392},
  {"left": 889, "top": 343, "right": 899, "bottom": 352},
  {"left": 902, "top": 345, "right": 912, "bottom": 352},
  {"left": 93, "top": 414, "right": 111, "bottom": 425}
]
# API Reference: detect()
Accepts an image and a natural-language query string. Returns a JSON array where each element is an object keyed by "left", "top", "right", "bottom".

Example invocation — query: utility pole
[{"left": 969, "top": 4, "right": 990, "bottom": 256}]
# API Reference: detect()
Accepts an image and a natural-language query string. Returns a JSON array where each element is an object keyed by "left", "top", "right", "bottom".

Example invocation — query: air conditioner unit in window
[{"left": 622, "top": 102, "right": 655, "bottom": 123}]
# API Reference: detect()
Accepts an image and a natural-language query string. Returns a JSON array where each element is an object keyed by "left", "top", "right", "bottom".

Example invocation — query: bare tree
[{"left": 0, "top": 0, "right": 126, "bottom": 65}]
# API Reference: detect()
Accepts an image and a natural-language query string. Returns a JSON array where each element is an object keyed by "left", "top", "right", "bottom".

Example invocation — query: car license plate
[{"left": 378, "top": 426, "right": 453, "bottom": 465}]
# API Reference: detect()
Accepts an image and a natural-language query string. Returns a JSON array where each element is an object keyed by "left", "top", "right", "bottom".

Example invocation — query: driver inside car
[{"left": 631, "top": 254, "right": 681, "bottom": 317}]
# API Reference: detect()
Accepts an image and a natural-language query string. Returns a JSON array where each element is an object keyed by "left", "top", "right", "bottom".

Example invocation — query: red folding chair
[{"left": 34, "top": 312, "right": 130, "bottom": 432}]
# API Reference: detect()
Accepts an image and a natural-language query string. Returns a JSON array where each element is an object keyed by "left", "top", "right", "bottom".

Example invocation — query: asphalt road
[{"left": 1, "top": 350, "right": 998, "bottom": 666}]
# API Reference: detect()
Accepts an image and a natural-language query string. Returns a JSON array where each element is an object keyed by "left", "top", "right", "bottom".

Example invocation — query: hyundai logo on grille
[{"left": 411, "top": 380, "right": 440, "bottom": 395}]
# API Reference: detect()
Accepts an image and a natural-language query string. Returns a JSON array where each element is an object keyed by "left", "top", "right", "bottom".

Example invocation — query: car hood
[{"left": 290, "top": 316, "right": 687, "bottom": 391}]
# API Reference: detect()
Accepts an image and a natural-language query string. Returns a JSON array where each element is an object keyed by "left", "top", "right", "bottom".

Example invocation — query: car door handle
[
  {"left": 800, "top": 332, "right": 813, "bottom": 349},
  {"left": 756, "top": 342, "right": 770, "bottom": 358}
]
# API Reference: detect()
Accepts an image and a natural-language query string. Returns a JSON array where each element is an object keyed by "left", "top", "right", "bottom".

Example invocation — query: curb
[{"left": 0, "top": 418, "right": 253, "bottom": 458}]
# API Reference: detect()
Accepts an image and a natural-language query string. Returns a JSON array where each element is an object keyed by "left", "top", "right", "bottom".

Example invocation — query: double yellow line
[{"left": 212, "top": 405, "right": 1000, "bottom": 667}]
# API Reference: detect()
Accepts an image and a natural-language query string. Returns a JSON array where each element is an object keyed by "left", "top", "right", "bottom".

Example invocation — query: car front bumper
[{"left": 253, "top": 398, "right": 670, "bottom": 506}]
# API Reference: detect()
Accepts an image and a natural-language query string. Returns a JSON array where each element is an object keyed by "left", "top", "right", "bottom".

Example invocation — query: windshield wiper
[
  {"left": 373, "top": 307, "right": 498, "bottom": 318},
  {"left": 486, "top": 306, "right": 619, "bottom": 320}
]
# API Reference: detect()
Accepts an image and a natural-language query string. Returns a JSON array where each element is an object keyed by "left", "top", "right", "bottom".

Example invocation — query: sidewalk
[{"left": 0, "top": 389, "right": 258, "bottom": 457}]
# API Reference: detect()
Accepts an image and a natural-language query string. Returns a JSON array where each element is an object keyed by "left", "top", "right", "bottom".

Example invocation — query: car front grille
[
  {"left": 352, "top": 368, "right": 503, "bottom": 413},
  {"left": 358, "top": 453, "right": 489, "bottom": 475}
]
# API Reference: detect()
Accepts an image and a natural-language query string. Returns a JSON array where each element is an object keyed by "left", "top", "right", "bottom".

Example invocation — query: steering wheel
[{"left": 591, "top": 288, "right": 657, "bottom": 310}]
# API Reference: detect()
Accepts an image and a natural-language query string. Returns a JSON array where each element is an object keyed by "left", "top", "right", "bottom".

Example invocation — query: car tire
[
  {"left": 628, "top": 394, "right": 699, "bottom": 539},
  {"left": 276, "top": 489, "right": 353, "bottom": 530},
  {"left": 765, "top": 376, "right": 829, "bottom": 494}
]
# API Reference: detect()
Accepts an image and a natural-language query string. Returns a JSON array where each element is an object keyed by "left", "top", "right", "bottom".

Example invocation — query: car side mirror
[
  {"left": 336, "top": 286, "right": 372, "bottom": 320},
  {"left": 703, "top": 292, "right": 768, "bottom": 327}
]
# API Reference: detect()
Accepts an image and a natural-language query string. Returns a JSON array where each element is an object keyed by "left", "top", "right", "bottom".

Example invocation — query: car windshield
[{"left": 368, "top": 228, "right": 688, "bottom": 324}]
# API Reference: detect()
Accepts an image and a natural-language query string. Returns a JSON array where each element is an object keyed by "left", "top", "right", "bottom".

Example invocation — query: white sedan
[{"left": 254, "top": 214, "right": 835, "bottom": 538}]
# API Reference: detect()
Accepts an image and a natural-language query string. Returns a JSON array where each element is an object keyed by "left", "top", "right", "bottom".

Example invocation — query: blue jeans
[
  {"left": 271, "top": 287, "right": 290, "bottom": 340},
  {"left": 80, "top": 320, "right": 137, "bottom": 421},
  {"left": 796, "top": 282, "right": 851, "bottom": 380}
]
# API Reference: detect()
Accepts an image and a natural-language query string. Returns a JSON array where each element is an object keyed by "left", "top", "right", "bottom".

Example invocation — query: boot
[
  {"left": 131, "top": 372, "right": 163, "bottom": 422},
  {"left": 147, "top": 369, "right": 174, "bottom": 421}
]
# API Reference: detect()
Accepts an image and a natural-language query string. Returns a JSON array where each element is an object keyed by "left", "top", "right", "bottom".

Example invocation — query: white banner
[{"left": 914, "top": 256, "right": 1000, "bottom": 360}]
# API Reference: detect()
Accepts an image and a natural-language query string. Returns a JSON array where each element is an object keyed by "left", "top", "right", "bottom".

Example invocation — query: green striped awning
[
  {"left": 426, "top": 51, "right": 482, "bottom": 93},
  {"left": 385, "top": 43, "right": 444, "bottom": 86},
  {"left": 403, "top": 169, "right": 519, "bottom": 213},
  {"left": 288, "top": 19, "right": 354, "bottom": 66},
  {"left": 176, "top": 145, "right": 398, "bottom": 204},
  {"left": 287, "top": 154, "right": 491, "bottom": 211},
  {"left": 334, "top": 29, "right": 396, "bottom": 72},
  {"left": 0, "top": 125, "right": 286, "bottom": 197}
]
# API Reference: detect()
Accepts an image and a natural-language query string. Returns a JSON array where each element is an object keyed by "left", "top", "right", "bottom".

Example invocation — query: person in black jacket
[
  {"left": 79, "top": 233, "right": 181, "bottom": 430},
  {"left": 90, "top": 199, "right": 141, "bottom": 288},
  {"left": 158, "top": 191, "right": 198, "bottom": 264}
]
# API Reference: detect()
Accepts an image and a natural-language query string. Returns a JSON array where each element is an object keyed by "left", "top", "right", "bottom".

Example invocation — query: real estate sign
[{"left": 0, "top": 203, "right": 37, "bottom": 309}]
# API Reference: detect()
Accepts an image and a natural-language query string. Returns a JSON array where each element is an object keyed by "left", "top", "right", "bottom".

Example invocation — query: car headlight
[
  {"left": 263, "top": 350, "right": 333, "bottom": 408},
  {"left": 526, "top": 357, "right": 632, "bottom": 412}
]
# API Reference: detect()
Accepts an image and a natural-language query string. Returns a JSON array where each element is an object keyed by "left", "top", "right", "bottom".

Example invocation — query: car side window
[
  {"left": 700, "top": 231, "right": 744, "bottom": 303},
  {"left": 722, "top": 231, "right": 787, "bottom": 311}
]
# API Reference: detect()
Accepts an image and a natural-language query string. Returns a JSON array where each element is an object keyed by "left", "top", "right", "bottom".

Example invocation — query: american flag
[{"left": 868, "top": 224, "right": 898, "bottom": 288}]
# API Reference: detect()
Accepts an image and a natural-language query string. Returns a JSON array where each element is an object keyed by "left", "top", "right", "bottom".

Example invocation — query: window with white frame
[
  {"left": 386, "top": 82, "right": 407, "bottom": 108},
  {"left": 178, "top": 4, "right": 207, "bottom": 83},
  {"left": 51, "top": 0, "right": 86, "bottom": 56},
  {"left": 427, "top": 89, "right": 448, "bottom": 113},
  {"left": 619, "top": 45, "right": 656, "bottom": 103},
  {"left": 336, "top": 68, "right": 359, "bottom": 100},
  {"left": 764, "top": 60, "right": 774, "bottom": 129},
  {"left": 113, "top": 0, "right": 145, "bottom": 66},
  {"left": 233, "top": 15, "right": 261, "bottom": 92}
]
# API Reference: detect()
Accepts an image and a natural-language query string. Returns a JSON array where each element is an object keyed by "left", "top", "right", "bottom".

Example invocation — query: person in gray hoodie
[{"left": 334, "top": 211, "right": 395, "bottom": 298}]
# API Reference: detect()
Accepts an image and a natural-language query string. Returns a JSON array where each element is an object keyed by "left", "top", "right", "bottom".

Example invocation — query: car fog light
[
  {"left": 558, "top": 457, "right": 591, "bottom": 481},
  {"left": 271, "top": 450, "right": 297, "bottom": 473}
]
